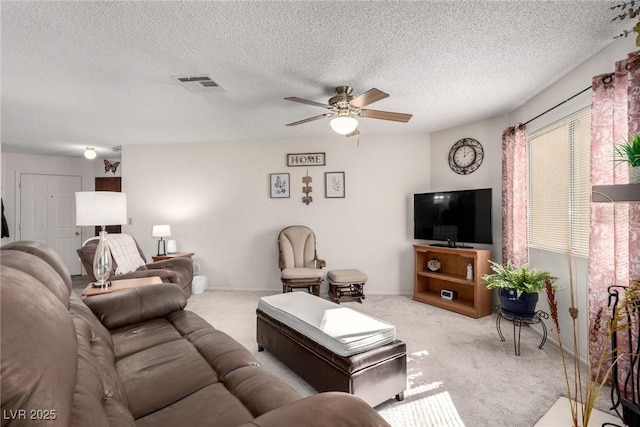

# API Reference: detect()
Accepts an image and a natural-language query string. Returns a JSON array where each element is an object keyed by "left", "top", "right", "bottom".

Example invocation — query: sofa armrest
[
  {"left": 145, "top": 257, "right": 193, "bottom": 273},
  {"left": 84, "top": 284, "right": 187, "bottom": 329},
  {"left": 238, "top": 392, "right": 390, "bottom": 427}
]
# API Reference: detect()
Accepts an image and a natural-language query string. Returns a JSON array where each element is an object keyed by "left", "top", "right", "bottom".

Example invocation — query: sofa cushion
[
  {"left": 1, "top": 240, "right": 73, "bottom": 292},
  {"left": 223, "top": 365, "right": 302, "bottom": 416},
  {"left": 117, "top": 339, "right": 218, "bottom": 418},
  {"left": 71, "top": 301, "right": 135, "bottom": 427},
  {"left": 135, "top": 383, "right": 255, "bottom": 427},
  {"left": 84, "top": 284, "right": 187, "bottom": 329},
  {"left": 111, "top": 318, "right": 184, "bottom": 360},
  {"left": 0, "top": 265, "right": 77, "bottom": 425},
  {"left": 111, "top": 309, "right": 280, "bottom": 421},
  {"left": 0, "top": 249, "right": 70, "bottom": 306},
  {"left": 167, "top": 311, "right": 261, "bottom": 375}
]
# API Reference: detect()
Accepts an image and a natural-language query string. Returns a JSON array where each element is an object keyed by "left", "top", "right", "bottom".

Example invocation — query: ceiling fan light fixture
[
  {"left": 330, "top": 116, "right": 358, "bottom": 135},
  {"left": 84, "top": 147, "right": 97, "bottom": 159}
]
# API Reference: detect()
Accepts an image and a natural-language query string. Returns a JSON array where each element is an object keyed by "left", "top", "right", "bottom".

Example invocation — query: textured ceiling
[{"left": 0, "top": 1, "right": 631, "bottom": 158}]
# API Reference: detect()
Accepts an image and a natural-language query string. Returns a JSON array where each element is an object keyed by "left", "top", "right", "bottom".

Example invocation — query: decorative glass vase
[{"left": 93, "top": 230, "right": 112, "bottom": 287}]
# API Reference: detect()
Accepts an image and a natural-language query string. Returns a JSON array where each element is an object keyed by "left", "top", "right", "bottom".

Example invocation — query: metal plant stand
[
  {"left": 495, "top": 306, "right": 548, "bottom": 356},
  {"left": 607, "top": 285, "right": 640, "bottom": 427}
]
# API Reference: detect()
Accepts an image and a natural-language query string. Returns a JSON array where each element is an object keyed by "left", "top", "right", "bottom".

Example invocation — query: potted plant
[
  {"left": 614, "top": 133, "right": 640, "bottom": 183},
  {"left": 483, "top": 261, "right": 558, "bottom": 317}
]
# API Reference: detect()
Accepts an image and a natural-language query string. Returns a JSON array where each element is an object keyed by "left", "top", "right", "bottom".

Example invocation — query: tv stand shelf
[{"left": 413, "top": 245, "right": 492, "bottom": 318}]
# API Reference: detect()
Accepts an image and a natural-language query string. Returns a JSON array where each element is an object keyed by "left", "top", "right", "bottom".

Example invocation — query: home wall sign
[{"left": 287, "top": 152, "right": 326, "bottom": 167}]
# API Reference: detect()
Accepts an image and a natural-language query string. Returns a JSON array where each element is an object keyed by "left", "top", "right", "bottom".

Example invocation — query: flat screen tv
[{"left": 414, "top": 188, "right": 492, "bottom": 246}]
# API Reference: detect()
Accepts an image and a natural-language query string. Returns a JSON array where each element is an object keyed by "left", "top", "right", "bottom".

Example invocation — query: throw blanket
[{"left": 108, "top": 234, "right": 146, "bottom": 275}]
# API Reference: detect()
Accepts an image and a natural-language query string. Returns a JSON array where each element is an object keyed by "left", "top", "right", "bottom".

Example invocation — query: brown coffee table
[{"left": 82, "top": 276, "right": 163, "bottom": 297}]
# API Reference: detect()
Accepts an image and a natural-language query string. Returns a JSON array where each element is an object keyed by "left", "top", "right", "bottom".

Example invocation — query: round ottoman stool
[{"left": 327, "top": 269, "right": 367, "bottom": 303}]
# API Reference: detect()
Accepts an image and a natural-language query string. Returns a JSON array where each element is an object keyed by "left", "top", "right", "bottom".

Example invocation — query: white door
[{"left": 20, "top": 173, "right": 82, "bottom": 275}]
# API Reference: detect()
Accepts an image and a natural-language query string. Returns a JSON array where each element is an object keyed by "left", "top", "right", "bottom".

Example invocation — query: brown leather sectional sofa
[{"left": 1, "top": 241, "right": 390, "bottom": 427}]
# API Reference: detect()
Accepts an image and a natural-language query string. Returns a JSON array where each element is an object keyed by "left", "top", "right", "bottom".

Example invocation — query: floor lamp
[{"left": 75, "top": 191, "right": 127, "bottom": 288}]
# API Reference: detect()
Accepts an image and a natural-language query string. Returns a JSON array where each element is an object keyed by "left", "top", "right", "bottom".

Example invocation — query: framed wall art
[
  {"left": 270, "top": 173, "right": 290, "bottom": 198},
  {"left": 325, "top": 172, "right": 345, "bottom": 198}
]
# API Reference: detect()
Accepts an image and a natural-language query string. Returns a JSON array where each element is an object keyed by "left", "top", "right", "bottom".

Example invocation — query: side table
[
  {"left": 495, "top": 306, "right": 548, "bottom": 356},
  {"left": 151, "top": 252, "right": 195, "bottom": 262},
  {"left": 82, "top": 276, "right": 163, "bottom": 297}
]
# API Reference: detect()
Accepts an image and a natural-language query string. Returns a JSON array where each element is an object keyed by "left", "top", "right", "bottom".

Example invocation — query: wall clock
[{"left": 448, "top": 138, "right": 484, "bottom": 175}]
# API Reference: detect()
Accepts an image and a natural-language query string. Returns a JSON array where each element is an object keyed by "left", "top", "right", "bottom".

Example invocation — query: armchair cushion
[
  {"left": 278, "top": 226, "right": 320, "bottom": 269},
  {"left": 281, "top": 268, "right": 324, "bottom": 280}
]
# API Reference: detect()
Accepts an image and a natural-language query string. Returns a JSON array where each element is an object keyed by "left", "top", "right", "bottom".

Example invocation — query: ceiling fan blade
[
  {"left": 285, "top": 97, "right": 331, "bottom": 108},
  {"left": 285, "top": 113, "right": 333, "bottom": 126},
  {"left": 360, "top": 109, "right": 413, "bottom": 122},
  {"left": 349, "top": 88, "right": 389, "bottom": 108}
]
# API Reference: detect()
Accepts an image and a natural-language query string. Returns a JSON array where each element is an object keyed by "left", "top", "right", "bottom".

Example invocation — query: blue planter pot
[{"left": 499, "top": 289, "right": 538, "bottom": 318}]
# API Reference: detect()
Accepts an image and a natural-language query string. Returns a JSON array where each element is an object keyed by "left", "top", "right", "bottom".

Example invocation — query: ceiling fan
[{"left": 285, "top": 86, "right": 412, "bottom": 137}]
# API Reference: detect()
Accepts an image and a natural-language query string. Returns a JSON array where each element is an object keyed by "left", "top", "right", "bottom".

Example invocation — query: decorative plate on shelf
[{"left": 427, "top": 258, "right": 441, "bottom": 272}]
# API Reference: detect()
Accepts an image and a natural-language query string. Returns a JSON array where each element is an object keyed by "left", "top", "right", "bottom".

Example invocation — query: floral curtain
[
  {"left": 588, "top": 51, "right": 640, "bottom": 377},
  {"left": 502, "top": 124, "right": 528, "bottom": 266}
]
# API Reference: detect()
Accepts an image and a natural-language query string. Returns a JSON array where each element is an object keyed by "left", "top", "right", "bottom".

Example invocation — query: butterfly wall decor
[{"left": 104, "top": 160, "right": 120, "bottom": 174}]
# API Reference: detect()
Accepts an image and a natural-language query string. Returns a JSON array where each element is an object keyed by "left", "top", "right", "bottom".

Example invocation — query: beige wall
[{"left": 122, "top": 133, "right": 431, "bottom": 295}]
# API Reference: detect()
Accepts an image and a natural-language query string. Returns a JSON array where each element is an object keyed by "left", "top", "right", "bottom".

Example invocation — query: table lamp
[
  {"left": 75, "top": 191, "right": 127, "bottom": 288},
  {"left": 152, "top": 225, "right": 171, "bottom": 256}
]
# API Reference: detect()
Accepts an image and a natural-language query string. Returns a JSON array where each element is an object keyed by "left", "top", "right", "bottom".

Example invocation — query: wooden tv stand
[{"left": 413, "top": 245, "right": 492, "bottom": 318}]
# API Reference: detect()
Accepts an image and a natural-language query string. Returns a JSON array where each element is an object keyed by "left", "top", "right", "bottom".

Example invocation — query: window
[{"left": 528, "top": 107, "right": 590, "bottom": 257}]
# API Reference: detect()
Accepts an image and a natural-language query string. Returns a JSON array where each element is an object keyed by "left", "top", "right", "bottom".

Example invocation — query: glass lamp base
[
  {"left": 93, "top": 229, "right": 113, "bottom": 289},
  {"left": 91, "top": 281, "right": 112, "bottom": 288}
]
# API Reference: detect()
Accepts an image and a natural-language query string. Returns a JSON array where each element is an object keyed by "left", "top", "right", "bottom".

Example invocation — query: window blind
[{"left": 528, "top": 107, "right": 590, "bottom": 257}]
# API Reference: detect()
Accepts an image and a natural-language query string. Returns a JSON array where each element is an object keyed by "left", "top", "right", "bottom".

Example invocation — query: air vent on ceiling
[{"left": 171, "top": 75, "right": 224, "bottom": 93}]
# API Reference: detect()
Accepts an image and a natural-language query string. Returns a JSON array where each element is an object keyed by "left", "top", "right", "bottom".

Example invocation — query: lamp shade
[
  {"left": 152, "top": 225, "right": 171, "bottom": 238},
  {"left": 75, "top": 192, "right": 127, "bottom": 226},
  {"left": 330, "top": 116, "right": 358, "bottom": 135}
]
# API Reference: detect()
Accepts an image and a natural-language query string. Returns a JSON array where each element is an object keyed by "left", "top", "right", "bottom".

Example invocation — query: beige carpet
[
  {"left": 534, "top": 396, "right": 619, "bottom": 427},
  {"left": 186, "top": 290, "right": 620, "bottom": 427}
]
